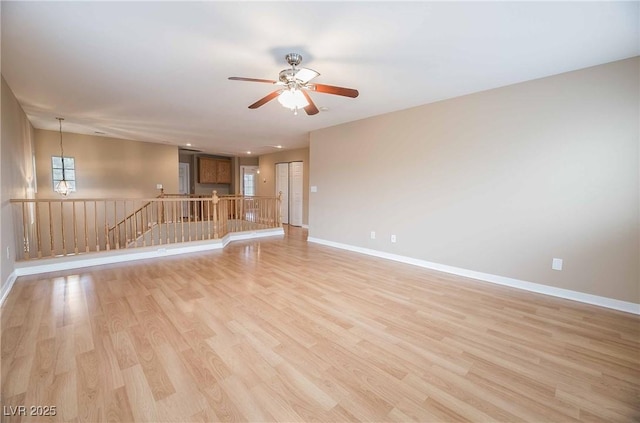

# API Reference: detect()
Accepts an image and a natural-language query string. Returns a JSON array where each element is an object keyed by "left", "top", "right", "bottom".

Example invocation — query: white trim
[
  {"left": 0, "top": 271, "right": 18, "bottom": 307},
  {"left": 307, "top": 237, "right": 640, "bottom": 315},
  {"left": 15, "top": 228, "right": 284, "bottom": 277},
  {"left": 302, "top": 224, "right": 309, "bottom": 229}
]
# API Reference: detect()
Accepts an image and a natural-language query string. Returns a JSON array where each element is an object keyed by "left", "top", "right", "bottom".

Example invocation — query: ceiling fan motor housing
[{"left": 285, "top": 53, "right": 302, "bottom": 67}]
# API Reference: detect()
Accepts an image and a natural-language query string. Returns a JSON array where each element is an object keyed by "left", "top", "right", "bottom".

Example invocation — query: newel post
[
  {"left": 159, "top": 187, "right": 165, "bottom": 224},
  {"left": 212, "top": 190, "right": 220, "bottom": 238},
  {"left": 277, "top": 191, "right": 283, "bottom": 227}
]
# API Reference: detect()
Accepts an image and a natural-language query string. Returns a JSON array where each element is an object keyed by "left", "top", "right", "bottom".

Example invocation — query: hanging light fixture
[{"left": 55, "top": 117, "right": 70, "bottom": 196}]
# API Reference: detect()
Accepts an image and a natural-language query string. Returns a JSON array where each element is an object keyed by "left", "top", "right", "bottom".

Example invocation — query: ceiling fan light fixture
[{"left": 278, "top": 88, "right": 308, "bottom": 110}]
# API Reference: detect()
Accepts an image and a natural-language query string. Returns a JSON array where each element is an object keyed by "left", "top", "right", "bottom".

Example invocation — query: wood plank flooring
[{"left": 2, "top": 226, "right": 639, "bottom": 422}]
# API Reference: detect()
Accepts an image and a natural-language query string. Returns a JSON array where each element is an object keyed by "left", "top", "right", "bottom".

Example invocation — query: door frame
[{"left": 178, "top": 162, "right": 190, "bottom": 218}]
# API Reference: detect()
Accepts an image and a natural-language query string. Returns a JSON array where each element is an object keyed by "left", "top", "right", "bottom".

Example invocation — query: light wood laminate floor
[{"left": 2, "top": 226, "right": 639, "bottom": 422}]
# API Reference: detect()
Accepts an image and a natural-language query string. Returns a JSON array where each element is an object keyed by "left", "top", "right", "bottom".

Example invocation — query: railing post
[
  {"left": 212, "top": 190, "right": 219, "bottom": 239},
  {"left": 159, "top": 187, "right": 165, "bottom": 224},
  {"left": 277, "top": 191, "right": 283, "bottom": 227}
]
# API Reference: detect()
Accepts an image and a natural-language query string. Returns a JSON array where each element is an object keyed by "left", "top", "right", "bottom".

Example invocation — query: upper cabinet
[{"left": 198, "top": 157, "right": 231, "bottom": 184}]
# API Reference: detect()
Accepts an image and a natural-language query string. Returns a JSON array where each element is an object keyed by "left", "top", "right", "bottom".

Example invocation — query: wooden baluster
[
  {"left": 236, "top": 197, "right": 240, "bottom": 232},
  {"left": 35, "top": 202, "right": 42, "bottom": 258},
  {"left": 100, "top": 200, "right": 105, "bottom": 251},
  {"left": 149, "top": 202, "right": 154, "bottom": 246},
  {"left": 124, "top": 201, "right": 128, "bottom": 248},
  {"left": 181, "top": 200, "right": 185, "bottom": 243},
  {"left": 48, "top": 202, "right": 54, "bottom": 257},
  {"left": 196, "top": 201, "right": 204, "bottom": 241},
  {"left": 173, "top": 201, "right": 177, "bottom": 244},
  {"left": 134, "top": 207, "right": 138, "bottom": 248},
  {"left": 241, "top": 196, "right": 245, "bottom": 231},
  {"left": 266, "top": 198, "right": 270, "bottom": 227},
  {"left": 142, "top": 208, "right": 147, "bottom": 247},
  {"left": 186, "top": 200, "right": 190, "bottom": 242},
  {"left": 72, "top": 201, "right": 78, "bottom": 254},
  {"left": 101, "top": 201, "right": 106, "bottom": 252},
  {"left": 207, "top": 200, "right": 211, "bottom": 240},
  {"left": 22, "top": 202, "right": 28, "bottom": 260},
  {"left": 84, "top": 201, "right": 89, "bottom": 252},
  {"left": 156, "top": 202, "right": 162, "bottom": 245},
  {"left": 61, "top": 201, "right": 66, "bottom": 255},
  {"left": 165, "top": 200, "right": 170, "bottom": 245},
  {"left": 114, "top": 201, "right": 119, "bottom": 249},
  {"left": 160, "top": 188, "right": 165, "bottom": 223}
]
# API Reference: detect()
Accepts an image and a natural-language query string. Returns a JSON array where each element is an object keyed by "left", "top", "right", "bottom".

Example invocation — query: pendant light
[{"left": 55, "top": 117, "right": 70, "bottom": 196}]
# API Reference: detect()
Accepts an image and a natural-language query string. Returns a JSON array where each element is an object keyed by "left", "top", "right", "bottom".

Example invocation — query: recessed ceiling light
[
  {"left": 247, "top": 151, "right": 252, "bottom": 154},
  {"left": 319, "top": 106, "right": 329, "bottom": 112},
  {"left": 275, "top": 145, "right": 283, "bottom": 149},
  {"left": 186, "top": 143, "right": 192, "bottom": 147}
]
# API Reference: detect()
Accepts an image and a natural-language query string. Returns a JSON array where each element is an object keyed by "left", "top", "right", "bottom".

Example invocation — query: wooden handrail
[
  {"left": 10, "top": 193, "right": 283, "bottom": 261},
  {"left": 108, "top": 192, "right": 164, "bottom": 233}
]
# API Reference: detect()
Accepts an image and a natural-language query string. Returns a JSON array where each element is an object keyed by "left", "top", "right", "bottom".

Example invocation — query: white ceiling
[{"left": 2, "top": 1, "right": 638, "bottom": 156}]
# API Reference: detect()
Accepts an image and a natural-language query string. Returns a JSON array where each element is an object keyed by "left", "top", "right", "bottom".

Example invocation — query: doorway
[
  {"left": 178, "top": 162, "right": 190, "bottom": 218},
  {"left": 275, "top": 161, "right": 303, "bottom": 227}
]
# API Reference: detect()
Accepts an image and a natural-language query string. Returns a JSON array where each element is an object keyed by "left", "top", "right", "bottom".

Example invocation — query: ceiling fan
[{"left": 228, "top": 53, "right": 359, "bottom": 115}]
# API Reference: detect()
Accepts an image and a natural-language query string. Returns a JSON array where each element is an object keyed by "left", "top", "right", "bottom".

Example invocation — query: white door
[
  {"left": 275, "top": 163, "right": 289, "bottom": 224},
  {"left": 289, "top": 162, "right": 303, "bottom": 227},
  {"left": 178, "top": 163, "right": 189, "bottom": 218}
]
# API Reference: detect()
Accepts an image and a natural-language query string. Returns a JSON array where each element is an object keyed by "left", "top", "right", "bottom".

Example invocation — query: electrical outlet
[
  {"left": 391, "top": 234, "right": 397, "bottom": 243},
  {"left": 370, "top": 231, "right": 376, "bottom": 239},
  {"left": 552, "top": 258, "right": 563, "bottom": 271}
]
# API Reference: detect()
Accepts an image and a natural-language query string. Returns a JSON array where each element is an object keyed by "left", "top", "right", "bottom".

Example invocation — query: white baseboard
[
  {"left": 302, "top": 224, "right": 309, "bottom": 229},
  {"left": 307, "top": 237, "right": 640, "bottom": 315},
  {"left": 1, "top": 271, "right": 18, "bottom": 307},
  {"left": 14, "top": 228, "right": 284, "bottom": 277}
]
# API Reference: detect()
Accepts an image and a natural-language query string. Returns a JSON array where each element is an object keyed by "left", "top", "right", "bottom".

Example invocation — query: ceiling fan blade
[
  {"left": 301, "top": 91, "right": 319, "bottom": 115},
  {"left": 229, "top": 77, "right": 277, "bottom": 84},
  {"left": 311, "top": 83, "right": 359, "bottom": 98},
  {"left": 295, "top": 68, "right": 320, "bottom": 84},
  {"left": 248, "top": 90, "right": 281, "bottom": 109}
]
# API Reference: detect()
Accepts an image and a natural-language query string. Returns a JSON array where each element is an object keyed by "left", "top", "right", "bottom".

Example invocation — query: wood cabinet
[{"left": 198, "top": 157, "right": 231, "bottom": 184}]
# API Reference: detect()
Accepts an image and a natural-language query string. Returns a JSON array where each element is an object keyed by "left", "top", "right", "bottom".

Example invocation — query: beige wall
[
  {"left": 1, "top": 76, "right": 36, "bottom": 292},
  {"left": 309, "top": 57, "right": 639, "bottom": 304},
  {"left": 35, "top": 130, "right": 178, "bottom": 199},
  {"left": 258, "top": 148, "right": 309, "bottom": 225}
]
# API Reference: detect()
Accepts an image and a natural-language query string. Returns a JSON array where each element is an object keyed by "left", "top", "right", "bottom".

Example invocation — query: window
[
  {"left": 243, "top": 173, "right": 256, "bottom": 196},
  {"left": 51, "top": 156, "right": 76, "bottom": 192},
  {"left": 241, "top": 166, "right": 258, "bottom": 196}
]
